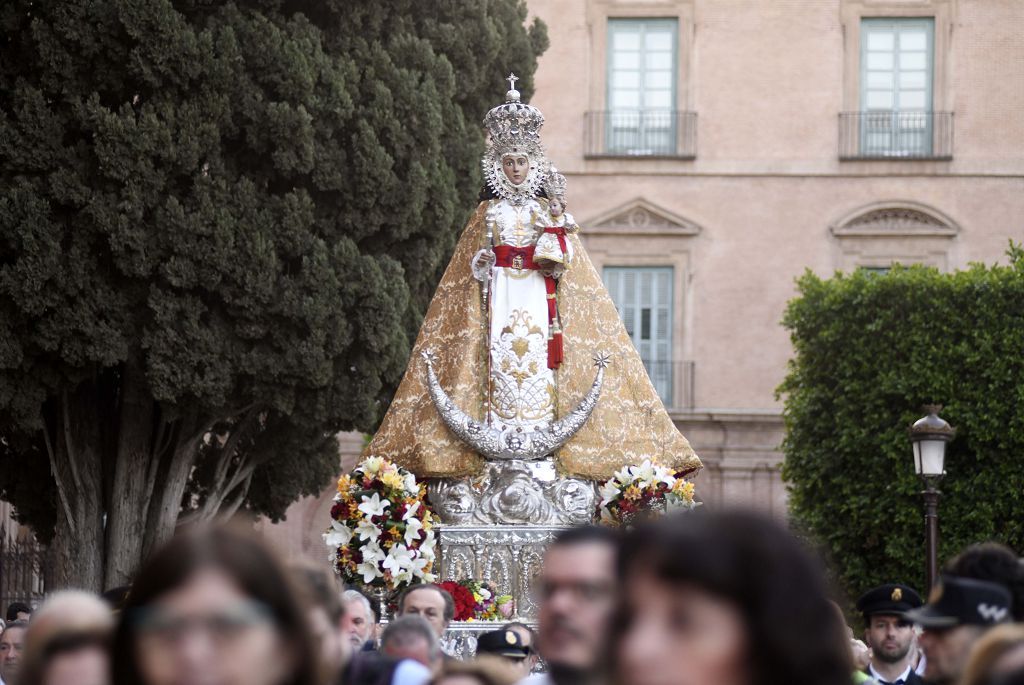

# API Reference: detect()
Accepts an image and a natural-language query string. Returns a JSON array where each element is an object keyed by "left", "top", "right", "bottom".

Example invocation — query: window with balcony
[
  {"left": 585, "top": 18, "right": 696, "bottom": 158},
  {"left": 840, "top": 17, "right": 952, "bottom": 159},
  {"left": 603, "top": 266, "right": 675, "bottom": 405}
]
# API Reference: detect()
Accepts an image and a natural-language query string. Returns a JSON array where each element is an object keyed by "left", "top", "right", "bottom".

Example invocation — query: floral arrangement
[
  {"left": 438, "top": 579, "right": 515, "bottom": 622},
  {"left": 323, "top": 456, "right": 437, "bottom": 591},
  {"left": 597, "top": 459, "right": 699, "bottom": 527}
]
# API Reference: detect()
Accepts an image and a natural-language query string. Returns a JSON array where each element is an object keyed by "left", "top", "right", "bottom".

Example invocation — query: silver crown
[
  {"left": 545, "top": 167, "right": 567, "bottom": 199},
  {"left": 483, "top": 73, "right": 545, "bottom": 150}
]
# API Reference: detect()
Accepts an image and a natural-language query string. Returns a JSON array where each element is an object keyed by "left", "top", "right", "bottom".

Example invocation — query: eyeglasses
[
  {"left": 530, "top": 579, "right": 614, "bottom": 604},
  {"left": 132, "top": 601, "right": 273, "bottom": 646}
]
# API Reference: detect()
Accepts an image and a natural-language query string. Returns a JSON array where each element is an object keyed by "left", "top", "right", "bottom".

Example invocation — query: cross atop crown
[{"left": 506, "top": 73, "right": 519, "bottom": 90}]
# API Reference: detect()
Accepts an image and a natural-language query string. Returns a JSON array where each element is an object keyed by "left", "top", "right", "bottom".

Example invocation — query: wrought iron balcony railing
[
  {"left": 839, "top": 111, "right": 954, "bottom": 160},
  {"left": 640, "top": 359, "right": 696, "bottom": 411},
  {"left": 585, "top": 110, "right": 697, "bottom": 159}
]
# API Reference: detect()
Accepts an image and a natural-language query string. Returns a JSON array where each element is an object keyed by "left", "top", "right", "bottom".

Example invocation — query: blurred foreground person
[
  {"left": 905, "top": 575, "right": 1012, "bottom": 685},
  {"left": 291, "top": 563, "right": 348, "bottom": 676},
  {"left": 18, "top": 591, "right": 113, "bottom": 685},
  {"left": 1, "top": 621, "right": 28, "bottom": 685},
  {"left": 429, "top": 657, "right": 517, "bottom": 685},
  {"left": 342, "top": 591, "right": 377, "bottom": 652},
  {"left": 856, "top": 584, "right": 924, "bottom": 685},
  {"left": 613, "top": 509, "right": 851, "bottom": 685},
  {"left": 5, "top": 606, "right": 32, "bottom": 624},
  {"left": 944, "top": 543, "right": 1024, "bottom": 622},
  {"left": 111, "top": 526, "right": 319, "bottom": 685},
  {"left": 959, "top": 623, "right": 1024, "bottom": 685},
  {"left": 380, "top": 616, "right": 439, "bottom": 674},
  {"left": 535, "top": 526, "right": 619, "bottom": 685}
]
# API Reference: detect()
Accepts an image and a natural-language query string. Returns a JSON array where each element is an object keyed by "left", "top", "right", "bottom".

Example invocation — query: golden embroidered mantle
[{"left": 363, "top": 201, "right": 701, "bottom": 480}]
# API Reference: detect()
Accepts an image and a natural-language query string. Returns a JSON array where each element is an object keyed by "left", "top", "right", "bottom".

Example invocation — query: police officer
[
  {"left": 856, "top": 583, "right": 924, "bottom": 685},
  {"left": 476, "top": 628, "right": 533, "bottom": 679}
]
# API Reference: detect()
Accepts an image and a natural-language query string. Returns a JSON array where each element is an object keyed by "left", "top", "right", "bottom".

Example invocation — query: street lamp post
[{"left": 909, "top": 405, "right": 956, "bottom": 590}]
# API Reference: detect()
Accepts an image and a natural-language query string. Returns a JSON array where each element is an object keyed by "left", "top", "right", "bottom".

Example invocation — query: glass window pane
[
  {"left": 613, "top": 71, "right": 640, "bottom": 89},
  {"left": 867, "top": 52, "right": 894, "bottom": 70},
  {"left": 645, "top": 30, "right": 672, "bottom": 51},
  {"left": 866, "top": 91, "right": 894, "bottom": 109},
  {"left": 646, "top": 71, "right": 672, "bottom": 90},
  {"left": 900, "top": 71, "right": 926, "bottom": 89},
  {"left": 644, "top": 90, "right": 672, "bottom": 109},
  {"left": 867, "top": 71, "right": 894, "bottom": 89},
  {"left": 900, "top": 52, "right": 927, "bottom": 70},
  {"left": 646, "top": 52, "right": 672, "bottom": 71},
  {"left": 613, "top": 51, "right": 640, "bottom": 70},
  {"left": 866, "top": 31, "right": 895, "bottom": 51},
  {"left": 612, "top": 91, "right": 640, "bottom": 109},
  {"left": 900, "top": 31, "right": 927, "bottom": 51},
  {"left": 899, "top": 91, "right": 927, "bottom": 110},
  {"left": 611, "top": 30, "right": 640, "bottom": 51}
]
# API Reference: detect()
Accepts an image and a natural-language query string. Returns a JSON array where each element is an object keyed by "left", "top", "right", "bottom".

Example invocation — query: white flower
[
  {"left": 358, "top": 493, "right": 391, "bottom": 519},
  {"left": 404, "top": 500, "right": 421, "bottom": 520},
  {"left": 418, "top": 534, "right": 437, "bottom": 561},
  {"left": 323, "top": 520, "right": 353, "bottom": 548},
  {"left": 356, "top": 559, "right": 382, "bottom": 584},
  {"left": 598, "top": 480, "right": 621, "bottom": 507},
  {"left": 403, "top": 472, "right": 418, "bottom": 493},
  {"left": 403, "top": 517, "right": 423, "bottom": 546},
  {"left": 362, "top": 540, "right": 385, "bottom": 563},
  {"left": 383, "top": 544, "right": 413, "bottom": 575},
  {"left": 629, "top": 460, "right": 656, "bottom": 485},
  {"left": 478, "top": 587, "right": 492, "bottom": 600},
  {"left": 361, "top": 457, "right": 385, "bottom": 475},
  {"left": 355, "top": 519, "right": 382, "bottom": 542},
  {"left": 653, "top": 464, "right": 675, "bottom": 488},
  {"left": 408, "top": 554, "right": 431, "bottom": 580}
]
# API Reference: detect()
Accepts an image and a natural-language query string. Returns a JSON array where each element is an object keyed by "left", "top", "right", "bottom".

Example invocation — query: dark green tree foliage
[
  {"left": 779, "top": 247, "right": 1024, "bottom": 603},
  {"left": 0, "top": 0, "right": 546, "bottom": 590}
]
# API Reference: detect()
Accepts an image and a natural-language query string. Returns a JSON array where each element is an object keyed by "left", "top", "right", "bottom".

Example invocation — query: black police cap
[
  {"left": 476, "top": 629, "right": 529, "bottom": 659},
  {"left": 856, "top": 583, "right": 924, "bottom": 620}
]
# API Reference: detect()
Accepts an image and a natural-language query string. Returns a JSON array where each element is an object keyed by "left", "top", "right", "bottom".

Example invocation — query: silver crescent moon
[{"left": 421, "top": 350, "right": 608, "bottom": 461}]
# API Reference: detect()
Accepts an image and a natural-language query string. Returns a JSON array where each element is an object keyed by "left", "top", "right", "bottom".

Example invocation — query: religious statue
[{"left": 363, "top": 75, "right": 700, "bottom": 498}]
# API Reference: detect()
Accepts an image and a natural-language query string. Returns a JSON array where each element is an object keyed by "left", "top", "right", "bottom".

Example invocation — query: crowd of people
[{"left": 0, "top": 510, "right": 1022, "bottom": 685}]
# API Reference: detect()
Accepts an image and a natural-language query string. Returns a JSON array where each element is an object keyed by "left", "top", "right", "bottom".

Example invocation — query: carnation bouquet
[
  {"left": 438, "top": 579, "right": 515, "bottom": 622},
  {"left": 324, "top": 456, "right": 437, "bottom": 591},
  {"left": 597, "top": 459, "right": 699, "bottom": 528}
]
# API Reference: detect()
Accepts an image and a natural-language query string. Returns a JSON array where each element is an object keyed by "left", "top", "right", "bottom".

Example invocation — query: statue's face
[
  {"left": 549, "top": 197, "right": 564, "bottom": 217},
  {"left": 502, "top": 154, "right": 530, "bottom": 186}
]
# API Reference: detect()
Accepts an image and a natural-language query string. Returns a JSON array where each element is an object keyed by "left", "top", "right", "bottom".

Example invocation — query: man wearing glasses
[{"left": 533, "top": 526, "right": 619, "bottom": 685}]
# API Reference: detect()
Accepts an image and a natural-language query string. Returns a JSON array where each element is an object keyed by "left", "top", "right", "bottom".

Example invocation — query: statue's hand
[{"left": 471, "top": 248, "right": 496, "bottom": 282}]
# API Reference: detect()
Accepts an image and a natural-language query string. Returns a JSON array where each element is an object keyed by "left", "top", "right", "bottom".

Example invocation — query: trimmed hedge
[{"left": 779, "top": 245, "right": 1024, "bottom": 603}]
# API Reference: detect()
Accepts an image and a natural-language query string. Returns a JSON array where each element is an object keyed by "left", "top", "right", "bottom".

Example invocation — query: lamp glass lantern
[{"left": 909, "top": 406, "right": 955, "bottom": 478}]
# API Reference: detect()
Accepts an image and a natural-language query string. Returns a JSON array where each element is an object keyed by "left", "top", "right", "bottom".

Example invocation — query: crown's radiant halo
[{"left": 482, "top": 73, "right": 549, "bottom": 205}]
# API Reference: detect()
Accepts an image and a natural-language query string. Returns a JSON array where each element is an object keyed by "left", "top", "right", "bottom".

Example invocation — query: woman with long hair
[{"left": 612, "top": 509, "right": 852, "bottom": 685}]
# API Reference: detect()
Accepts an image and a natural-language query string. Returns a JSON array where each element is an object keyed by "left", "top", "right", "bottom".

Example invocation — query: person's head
[
  {"left": 340, "top": 590, "right": 374, "bottom": 652},
  {"left": 905, "top": 574, "right": 1013, "bottom": 685},
  {"left": 945, "top": 542, "right": 1024, "bottom": 621},
  {"left": 1, "top": 620, "right": 29, "bottom": 683},
  {"left": 960, "top": 623, "right": 1024, "bottom": 685},
  {"left": 380, "top": 615, "right": 441, "bottom": 672},
  {"left": 429, "top": 656, "right": 518, "bottom": 685},
  {"left": 613, "top": 509, "right": 851, "bottom": 685},
  {"left": 111, "top": 525, "right": 318, "bottom": 685},
  {"left": 397, "top": 585, "right": 453, "bottom": 638},
  {"left": 549, "top": 196, "right": 565, "bottom": 218},
  {"left": 855, "top": 584, "right": 923, "bottom": 667},
  {"left": 535, "top": 525, "right": 619, "bottom": 678},
  {"left": 18, "top": 591, "right": 113, "bottom": 685},
  {"left": 6, "top": 603, "right": 32, "bottom": 623},
  {"left": 476, "top": 629, "right": 531, "bottom": 679},
  {"left": 502, "top": 622, "right": 538, "bottom": 672},
  {"left": 290, "top": 563, "right": 347, "bottom": 673}
]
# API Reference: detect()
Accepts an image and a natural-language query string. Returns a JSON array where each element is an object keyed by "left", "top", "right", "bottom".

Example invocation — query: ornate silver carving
[
  {"left": 422, "top": 351, "right": 609, "bottom": 462},
  {"left": 428, "top": 459, "right": 597, "bottom": 526}
]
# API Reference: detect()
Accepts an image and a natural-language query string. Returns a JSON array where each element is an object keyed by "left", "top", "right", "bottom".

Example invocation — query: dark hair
[
  {"left": 291, "top": 563, "right": 344, "bottom": 624},
  {"left": 380, "top": 615, "right": 440, "bottom": 664},
  {"left": 110, "top": 526, "right": 319, "bottom": 685},
  {"left": 397, "top": 584, "right": 455, "bottom": 624},
  {"left": 945, "top": 542, "right": 1024, "bottom": 621},
  {"left": 551, "top": 524, "right": 620, "bottom": 550},
  {"left": 613, "top": 509, "right": 851, "bottom": 685},
  {"left": 5, "top": 602, "right": 32, "bottom": 622}
]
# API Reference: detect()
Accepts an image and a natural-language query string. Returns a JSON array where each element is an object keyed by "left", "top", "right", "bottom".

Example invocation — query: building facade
[{"left": 261, "top": 0, "right": 1024, "bottom": 560}]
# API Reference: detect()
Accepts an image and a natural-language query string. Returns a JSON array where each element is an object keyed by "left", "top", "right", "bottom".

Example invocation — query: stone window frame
[
  {"left": 828, "top": 199, "right": 961, "bottom": 271},
  {"left": 840, "top": 0, "right": 956, "bottom": 115},
  {"left": 586, "top": 0, "right": 695, "bottom": 114}
]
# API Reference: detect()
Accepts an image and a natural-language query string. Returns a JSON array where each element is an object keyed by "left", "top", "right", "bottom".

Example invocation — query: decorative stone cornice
[
  {"left": 583, "top": 198, "right": 703, "bottom": 236},
  {"left": 830, "top": 200, "right": 960, "bottom": 237}
]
